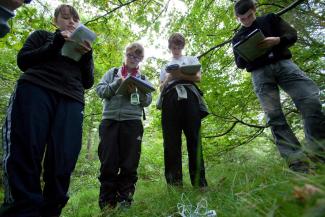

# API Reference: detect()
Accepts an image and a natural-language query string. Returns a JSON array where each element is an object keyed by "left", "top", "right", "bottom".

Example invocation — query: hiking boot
[
  {"left": 99, "top": 200, "right": 117, "bottom": 210},
  {"left": 289, "top": 161, "right": 310, "bottom": 174},
  {"left": 310, "top": 155, "right": 325, "bottom": 164},
  {"left": 117, "top": 200, "right": 131, "bottom": 211}
]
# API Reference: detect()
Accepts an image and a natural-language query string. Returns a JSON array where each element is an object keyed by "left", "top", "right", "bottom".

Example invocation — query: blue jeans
[{"left": 252, "top": 59, "right": 325, "bottom": 164}]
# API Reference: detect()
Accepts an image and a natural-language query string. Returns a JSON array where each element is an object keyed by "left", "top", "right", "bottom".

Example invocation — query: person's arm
[
  {"left": 257, "top": 14, "right": 297, "bottom": 50},
  {"left": 139, "top": 91, "right": 152, "bottom": 107},
  {"left": 96, "top": 69, "right": 122, "bottom": 99},
  {"left": 175, "top": 56, "right": 201, "bottom": 82},
  {"left": 79, "top": 50, "right": 94, "bottom": 89},
  {"left": 272, "top": 13, "right": 297, "bottom": 47},
  {"left": 0, "top": 0, "right": 24, "bottom": 11},
  {"left": 159, "top": 73, "right": 172, "bottom": 92},
  {"left": 171, "top": 69, "right": 201, "bottom": 82},
  {"left": 17, "top": 30, "right": 65, "bottom": 71}
]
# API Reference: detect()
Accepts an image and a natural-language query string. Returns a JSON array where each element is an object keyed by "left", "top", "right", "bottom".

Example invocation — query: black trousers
[
  {"left": 161, "top": 88, "right": 207, "bottom": 187},
  {"left": 98, "top": 119, "right": 143, "bottom": 208},
  {"left": 1, "top": 81, "right": 83, "bottom": 217}
]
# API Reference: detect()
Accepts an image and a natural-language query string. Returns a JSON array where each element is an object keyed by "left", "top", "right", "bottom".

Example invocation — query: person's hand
[
  {"left": 73, "top": 40, "right": 92, "bottom": 55},
  {"left": 169, "top": 69, "right": 182, "bottom": 79},
  {"left": 258, "top": 37, "right": 280, "bottom": 49},
  {"left": 0, "top": 0, "right": 24, "bottom": 11},
  {"left": 60, "top": 30, "right": 73, "bottom": 39},
  {"left": 127, "top": 83, "right": 136, "bottom": 94}
]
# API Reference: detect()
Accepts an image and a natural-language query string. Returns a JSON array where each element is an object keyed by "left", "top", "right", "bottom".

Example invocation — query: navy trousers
[
  {"left": 98, "top": 119, "right": 143, "bottom": 209},
  {"left": 1, "top": 81, "right": 84, "bottom": 217},
  {"left": 161, "top": 87, "right": 207, "bottom": 187}
]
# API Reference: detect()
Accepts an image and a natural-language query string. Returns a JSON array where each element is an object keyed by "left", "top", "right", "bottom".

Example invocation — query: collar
[{"left": 121, "top": 63, "right": 139, "bottom": 78}]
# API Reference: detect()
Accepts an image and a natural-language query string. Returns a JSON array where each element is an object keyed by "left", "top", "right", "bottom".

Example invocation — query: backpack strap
[{"left": 113, "top": 67, "right": 119, "bottom": 77}]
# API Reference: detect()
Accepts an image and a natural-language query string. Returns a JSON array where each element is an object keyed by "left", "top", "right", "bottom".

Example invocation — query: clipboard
[
  {"left": 166, "top": 64, "right": 201, "bottom": 75},
  {"left": 233, "top": 29, "right": 271, "bottom": 62},
  {"left": 116, "top": 75, "right": 156, "bottom": 96}
]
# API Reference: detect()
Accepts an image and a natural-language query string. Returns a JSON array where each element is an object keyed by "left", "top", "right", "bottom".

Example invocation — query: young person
[
  {"left": 159, "top": 33, "right": 208, "bottom": 188},
  {"left": 232, "top": 0, "right": 325, "bottom": 172},
  {"left": 96, "top": 42, "right": 152, "bottom": 210},
  {"left": 0, "top": 0, "right": 32, "bottom": 38},
  {"left": 0, "top": 4, "right": 94, "bottom": 217}
]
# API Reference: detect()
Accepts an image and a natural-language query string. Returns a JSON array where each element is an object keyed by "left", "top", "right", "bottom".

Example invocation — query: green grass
[
  {"left": 59, "top": 142, "right": 325, "bottom": 217},
  {"left": 1, "top": 139, "right": 324, "bottom": 217}
]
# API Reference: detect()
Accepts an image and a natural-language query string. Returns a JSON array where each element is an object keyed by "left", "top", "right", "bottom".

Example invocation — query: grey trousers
[{"left": 251, "top": 59, "right": 325, "bottom": 164}]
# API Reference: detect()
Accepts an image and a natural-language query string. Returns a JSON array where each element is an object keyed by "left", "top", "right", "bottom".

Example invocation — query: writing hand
[
  {"left": 60, "top": 30, "right": 73, "bottom": 39},
  {"left": 73, "top": 40, "right": 92, "bottom": 55},
  {"left": 258, "top": 37, "right": 280, "bottom": 49}
]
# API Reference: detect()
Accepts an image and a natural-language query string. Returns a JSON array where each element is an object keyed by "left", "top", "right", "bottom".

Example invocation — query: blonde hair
[
  {"left": 125, "top": 42, "right": 144, "bottom": 59},
  {"left": 168, "top": 33, "right": 185, "bottom": 49}
]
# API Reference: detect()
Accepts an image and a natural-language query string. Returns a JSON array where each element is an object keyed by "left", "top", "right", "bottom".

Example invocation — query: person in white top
[{"left": 159, "top": 33, "right": 208, "bottom": 188}]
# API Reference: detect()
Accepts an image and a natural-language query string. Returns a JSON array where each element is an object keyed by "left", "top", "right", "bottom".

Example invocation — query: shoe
[
  {"left": 117, "top": 200, "right": 131, "bottom": 211},
  {"left": 310, "top": 155, "right": 325, "bottom": 164},
  {"left": 99, "top": 201, "right": 117, "bottom": 210},
  {"left": 289, "top": 161, "right": 310, "bottom": 174}
]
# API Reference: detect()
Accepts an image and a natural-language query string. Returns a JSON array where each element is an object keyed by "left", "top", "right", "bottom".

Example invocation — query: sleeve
[
  {"left": 160, "top": 66, "right": 167, "bottom": 82},
  {"left": 79, "top": 50, "right": 94, "bottom": 89},
  {"left": 139, "top": 91, "right": 152, "bottom": 107},
  {"left": 189, "top": 56, "right": 200, "bottom": 65},
  {"left": 96, "top": 68, "right": 122, "bottom": 99},
  {"left": 17, "top": 30, "right": 65, "bottom": 71},
  {"left": 271, "top": 13, "right": 297, "bottom": 48},
  {"left": 189, "top": 56, "right": 202, "bottom": 75},
  {"left": 138, "top": 75, "right": 153, "bottom": 107}
]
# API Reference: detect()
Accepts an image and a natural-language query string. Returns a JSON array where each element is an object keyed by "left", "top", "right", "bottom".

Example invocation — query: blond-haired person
[{"left": 96, "top": 42, "right": 152, "bottom": 210}]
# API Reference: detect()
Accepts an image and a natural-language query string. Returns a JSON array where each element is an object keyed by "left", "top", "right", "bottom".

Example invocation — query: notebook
[
  {"left": 233, "top": 29, "right": 271, "bottom": 62},
  {"left": 166, "top": 64, "right": 201, "bottom": 75},
  {"left": 116, "top": 75, "right": 156, "bottom": 96},
  {"left": 61, "top": 24, "right": 96, "bottom": 61}
]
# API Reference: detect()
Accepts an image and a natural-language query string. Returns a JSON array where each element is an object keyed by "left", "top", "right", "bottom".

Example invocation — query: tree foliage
[{"left": 0, "top": 0, "right": 324, "bottom": 180}]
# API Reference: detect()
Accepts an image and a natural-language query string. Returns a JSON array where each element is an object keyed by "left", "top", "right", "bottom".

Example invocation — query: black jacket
[
  {"left": 232, "top": 13, "right": 297, "bottom": 72},
  {"left": 17, "top": 29, "right": 94, "bottom": 104}
]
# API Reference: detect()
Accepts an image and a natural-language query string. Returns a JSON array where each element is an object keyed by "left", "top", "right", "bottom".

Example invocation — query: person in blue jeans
[
  {"left": 232, "top": 0, "right": 325, "bottom": 173},
  {"left": 0, "top": 4, "right": 93, "bottom": 217},
  {"left": 0, "top": 0, "right": 32, "bottom": 38}
]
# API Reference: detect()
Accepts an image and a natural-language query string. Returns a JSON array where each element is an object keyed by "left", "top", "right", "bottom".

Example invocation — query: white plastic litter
[{"left": 168, "top": 193, "right": 217, "bottom": 217}]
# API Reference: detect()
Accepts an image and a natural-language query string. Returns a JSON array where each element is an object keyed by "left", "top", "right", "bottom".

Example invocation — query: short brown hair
[
  {"left": 234, "top": 0, "right": 255, "bottom": 15},
  {"left": 168, "top": 33, "right": 185, "bottom": 49},
  {"left": 54, "top": 4, "right": 79, "bottom": 21},
  {"left": 125, "top": 42, "right": 144, "bottom": 59}
]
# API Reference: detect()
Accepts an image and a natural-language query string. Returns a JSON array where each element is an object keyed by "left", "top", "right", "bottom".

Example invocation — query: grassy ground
[
  {"left": 1, "top": 139, "right": 324, "bottom": 217},
  {"left": 60, "top": 142, "right": 325, "bottom": 217}
]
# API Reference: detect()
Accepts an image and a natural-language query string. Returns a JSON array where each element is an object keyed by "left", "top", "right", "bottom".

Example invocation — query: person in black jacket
[
  {"left": 0, "top": 0, "right": 32, "bottom": 38},
  {"left": 0, "top": 4, "right": 94, "bottom": 217},
  {"left": 232, "top": 0, "right": 325, "bottom": 173}
]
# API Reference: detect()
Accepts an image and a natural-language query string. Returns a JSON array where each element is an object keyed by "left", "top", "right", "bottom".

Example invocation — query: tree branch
[
  {"left": 84, "top": 0, "right": 138, "bottom": 25},
  {"left": 197, "top": 0, "right": 307, "bottom": 59}
]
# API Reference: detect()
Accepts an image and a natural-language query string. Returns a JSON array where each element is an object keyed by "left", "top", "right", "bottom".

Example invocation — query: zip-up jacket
[
  {"left": 17, "top": 29, "right": 94, "bottom": 104},
  {"left": 232, "top": 13, "right": 297, "bottom": 72},
  {"left": 96, "top": 67, "right": 152, "bottom": 121}
]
